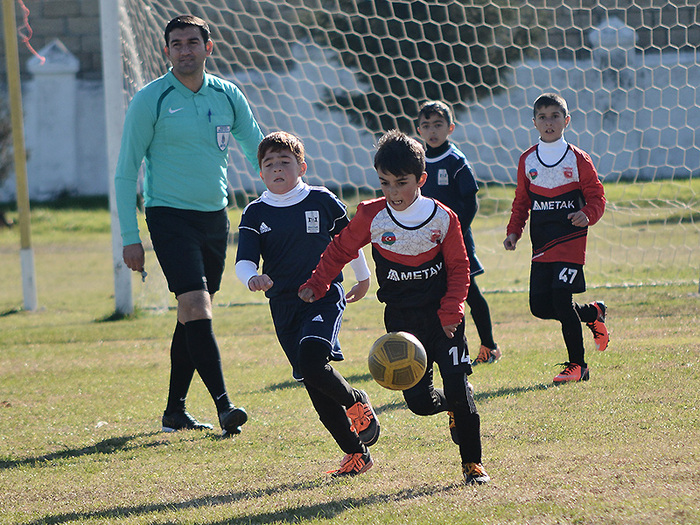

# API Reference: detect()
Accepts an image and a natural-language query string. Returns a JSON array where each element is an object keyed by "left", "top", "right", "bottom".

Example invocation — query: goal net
[{"left": 108, "top": 0, "right": 699, "bottom": 301}]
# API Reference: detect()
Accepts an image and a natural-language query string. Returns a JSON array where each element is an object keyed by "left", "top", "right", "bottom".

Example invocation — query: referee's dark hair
[{"left": 164, "top": 15, "right": 211, "bottom": 47}]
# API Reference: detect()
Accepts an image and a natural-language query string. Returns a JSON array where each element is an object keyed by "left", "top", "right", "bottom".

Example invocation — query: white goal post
[{"left": 102, "top": 0, "right": 700, "bottom": 313}]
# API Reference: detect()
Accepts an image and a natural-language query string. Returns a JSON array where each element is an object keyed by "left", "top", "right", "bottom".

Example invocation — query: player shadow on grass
[
  {"left": 257, "top": 373, "right": 411, "bottom": 416},
  {"left": 259, "top": 372, "right": 375, "bottom": 393},
  {"left": 0, "top": 432, "right": 164, "bottom": 470},
  {"left": 26, "top": 479, "right": 461, "bottom": 525},
  {"left": 472, "top": 382, "right": 552, "bottom": 402},
  {"left": 258, "top": 375, "right": 552, "bottom": 413}
]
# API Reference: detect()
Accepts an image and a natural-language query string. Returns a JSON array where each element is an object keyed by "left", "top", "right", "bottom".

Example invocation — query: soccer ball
[{"left": 368, "top": 331, "right": 427, "bottom": 390}]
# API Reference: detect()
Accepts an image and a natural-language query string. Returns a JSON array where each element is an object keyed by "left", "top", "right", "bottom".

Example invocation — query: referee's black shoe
[
  {"left": 219, "top": 406, "right": 248, "bottom": 437},
  {"left": 162, "top": 410, "right": 214, "bottom": 432}
]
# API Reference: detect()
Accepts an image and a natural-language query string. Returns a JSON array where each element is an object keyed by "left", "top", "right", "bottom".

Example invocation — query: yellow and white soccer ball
[{"left": 368, "top": 331, "right": 427, "bottom": 390}]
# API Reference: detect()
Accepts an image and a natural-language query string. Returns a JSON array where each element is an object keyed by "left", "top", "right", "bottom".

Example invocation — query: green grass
[{"left": 0, "top": 186, "right": 699, "bottom": 524}]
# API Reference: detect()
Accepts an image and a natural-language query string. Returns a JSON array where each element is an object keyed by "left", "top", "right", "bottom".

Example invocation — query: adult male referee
[{"left": 115, "top": 15, "right": 264, "bottom": 436}]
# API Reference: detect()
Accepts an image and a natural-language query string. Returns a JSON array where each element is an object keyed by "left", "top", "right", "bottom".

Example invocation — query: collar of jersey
[
  {"left": 166, "top": 69, "right": 212, "bottom": 96},
  {"left": 388, "top": 195, "right": 436, "bottom": 228},
  {"left": 537, "top": 137, "right": 569, "bottom": 166},
  {"left": 425, "top": 141, "right": 452, "bottom": 162},
  {"left": 260, "top": 181, "right": 311, "bottom": 207}
]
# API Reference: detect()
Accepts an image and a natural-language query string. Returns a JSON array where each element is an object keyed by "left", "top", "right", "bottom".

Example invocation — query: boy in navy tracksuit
[
  {"left": 417, "top": 100, "right": 501, "bottom": 366},
  {"left": 236, "top": 131, "right": 378, "bottom": 477}
]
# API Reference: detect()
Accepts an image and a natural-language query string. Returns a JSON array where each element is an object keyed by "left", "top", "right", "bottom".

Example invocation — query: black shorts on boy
[
  {"left": 384, "top": 303, "right": 482, "bottom": 465},
  {"left": 271, "top": 282, "right": 379, "bottom": 456},
  {"left": 529, "top": 261, "right": 604, "bottom": 375},
  {"left": 269, "top": 283, "right": 346, "bottom": 381}
]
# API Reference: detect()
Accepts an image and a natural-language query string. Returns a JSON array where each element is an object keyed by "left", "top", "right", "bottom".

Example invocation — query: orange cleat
[
  {"left": 586, "top": 301, "right": 609, "bottom": 351},
  {"left": 447, "top": 411, "right": 459, "bottom": 445},
  {"left": 329, "top": 450, "right": 373, "bottom": 477},
  {"left": 463, "top": 462, "right": 491, "bottom": 485},
  {"left": 553, "top": 362, "right": 590, "bottom": 383},
  {"left": 473, "top": 344, "right": 502, "bottom": 365},
  {"left": 347, "top": 390, "right": 380, "bottom": 446}
]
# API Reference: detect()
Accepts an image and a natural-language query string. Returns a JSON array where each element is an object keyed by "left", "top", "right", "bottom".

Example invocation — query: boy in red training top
[
  {"left": 300, "top": 129, "right": 490, "bottom": 485},
  {"left": 504, "top": 93, "right": 609, "bottom": 383}
]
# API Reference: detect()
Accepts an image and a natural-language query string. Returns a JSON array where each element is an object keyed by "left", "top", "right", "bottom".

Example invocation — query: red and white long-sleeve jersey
[
  {"left": 302, "top": 197, "right": 469, "bottom": 328},
  {"left": 506, "top": 143, "right": 606, "bottom": 265}
]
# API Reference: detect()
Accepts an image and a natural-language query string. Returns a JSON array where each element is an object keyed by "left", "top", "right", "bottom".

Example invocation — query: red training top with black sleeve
[
  {"left": 506, "top": 143, "right": 606, "bottom": 265},
  {"left": 301, "top": 197, "right": 469, "bottom": 328}
]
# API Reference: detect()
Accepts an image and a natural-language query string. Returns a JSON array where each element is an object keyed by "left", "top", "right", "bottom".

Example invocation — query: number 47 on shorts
[
  {"left": 555, "top": 263, "right": 586, "bottom": 293},
  {"left": 559, "top": 267, "right": 578, "bottom": 284}
]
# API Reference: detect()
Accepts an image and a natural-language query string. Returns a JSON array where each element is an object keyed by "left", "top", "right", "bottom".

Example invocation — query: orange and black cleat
[
  {"left": 329, "top": 450, "right": 373, "bottom": 477},
  {"left": 586, "top": 301, "right": 609, "bottom": 351},
  {"left": 463, "top": 462, "right": 490, "bottom": 485},
  {"left": 347, "top": 390, "right": 380, "bottom": 446},
  {"left": 473, "top": 344, "right": 502, "bottom": 365},
  {"left": 553, "top": 362, "right": 590, "bottom": 383},
  {"left": 447, "top": 411, "right": 459, "bottom": 445}
]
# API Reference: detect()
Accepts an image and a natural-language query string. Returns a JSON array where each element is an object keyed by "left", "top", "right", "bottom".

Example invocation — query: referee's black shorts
[{"left": 145, "top": 206, "right": 229, "bottom": 296}]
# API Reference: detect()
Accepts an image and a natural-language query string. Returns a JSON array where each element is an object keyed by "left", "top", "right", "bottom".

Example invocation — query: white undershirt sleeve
[
  {"left": 348, "top": 249, "right": 371, "bottom": 282},
  {"left": 235, "top": 260, "right": 259, "bottom": 290}
]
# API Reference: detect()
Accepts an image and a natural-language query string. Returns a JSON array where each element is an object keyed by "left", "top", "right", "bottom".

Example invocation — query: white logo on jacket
[
  {"left": 386, "top": 262, "right": 443, "bottom": 281},
  {"left": 532, "top": 200, "right": 575, "bottom": 211}
]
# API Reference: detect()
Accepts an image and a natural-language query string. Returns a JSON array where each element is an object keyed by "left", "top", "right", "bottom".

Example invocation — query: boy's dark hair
[
  {"left": 257, "top": 131, "right": 305, "bottom": 168},
  {"left": 533, "top": 93, "right": 569, "bottom": 117},
  {"left": 374, "top": 129, "right": 425, "bottom": 180},
  {"left": 417, "top": 100, "right": 454, "bottom": 126},
  {"left": 164, "top": 15, "right": 210, "bottom": 47}
]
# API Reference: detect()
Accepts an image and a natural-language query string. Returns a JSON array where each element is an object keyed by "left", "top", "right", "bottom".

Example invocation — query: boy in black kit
[
  {"left": 300, "top": 129, "right": 490, "bottom": 485},
  {"left": 235, "top": 131, "right": 379, "bottom": 477},
  {"left": 504, "top": 93, "right": 609, "bottom": 383},
  {"left": 417, "top": 100, "right": 501, "bottom": 366}
]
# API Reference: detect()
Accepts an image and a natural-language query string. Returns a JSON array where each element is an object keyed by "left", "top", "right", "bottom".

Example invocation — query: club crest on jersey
[
  {"left": 381, "top": 232, "right": 396, "bottom": 245},
  {"left": 429, "top": 229, "right": 442, "bottom": 243},
  {"left": 564, "top": 167, "right": 574, "bottom": 178},
  {"left": 528, "top": 168, "right": 538, "bottom": 180},
  {"left": 437, "top": 169, "right": 449, "bottom": 185},
  {"left": 216, "top": 125, "right": 231, "bottom": 151},
  {"left": 305, "top": 210, "right": 320, "bottom": 233}
]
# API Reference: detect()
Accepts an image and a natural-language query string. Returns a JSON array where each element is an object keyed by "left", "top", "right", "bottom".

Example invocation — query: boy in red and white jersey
[
  {"left": 300, "top": 129, "right": 490, "bottom": 485},
  {"left": 504, "top": 93, "right": 609, "bottom": 383}
]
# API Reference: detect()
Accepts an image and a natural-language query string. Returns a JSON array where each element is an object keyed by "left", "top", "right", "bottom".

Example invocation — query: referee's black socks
[
  {"left": 165, "top": 321, "right": 195, "bottom": 414},
  {"left": 184, "top": 318, "right": 232, "bottom": 413}
]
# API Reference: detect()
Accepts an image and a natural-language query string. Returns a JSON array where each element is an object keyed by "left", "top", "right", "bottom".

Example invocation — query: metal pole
[
  {"left": 2, "top": 0, "right": 37, "bottom": 311},
  {"left": 99, "top": 0, "right": 133, "bottom": 315}
]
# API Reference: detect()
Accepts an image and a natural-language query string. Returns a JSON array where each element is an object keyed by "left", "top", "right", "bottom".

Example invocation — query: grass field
[{"left": 0, "top": 190, "right": 699, "bottom": 524}]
